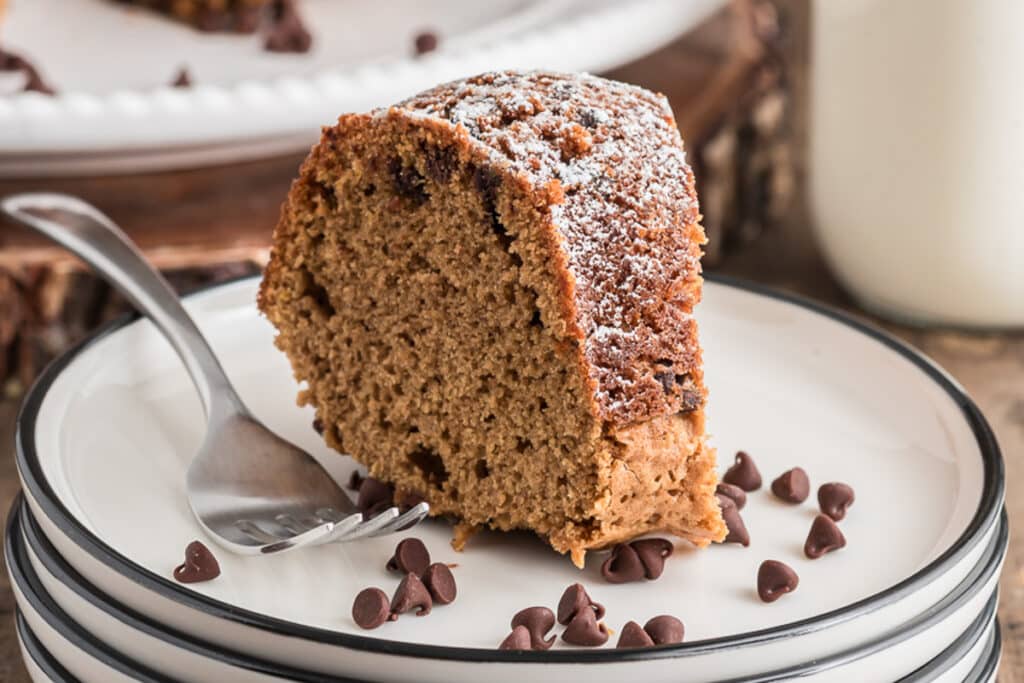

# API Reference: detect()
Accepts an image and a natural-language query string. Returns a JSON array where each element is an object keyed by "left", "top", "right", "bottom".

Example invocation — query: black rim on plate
[
  {"left": 969, "top": 620, "right": 1002, "bottom": 682},
  {"left": 14, "top": 490, "right": 1007, "bottom": 682},
  {"left": 12, "top": 498, "right": 359, "bottom": 683},
  {"left": 14, "top": 612, "right": 76, "bottom": 683},
  {"left": 13, "top": 275, "right": 1006, "bottom": 664},
  {"left": 4, "top": 504, "right": 174, "bottom": 683}
]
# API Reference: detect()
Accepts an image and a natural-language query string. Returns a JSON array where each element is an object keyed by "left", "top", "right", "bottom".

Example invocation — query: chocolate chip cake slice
[{"left": 259, "top": 71, "right": 726, "bottom": 566}]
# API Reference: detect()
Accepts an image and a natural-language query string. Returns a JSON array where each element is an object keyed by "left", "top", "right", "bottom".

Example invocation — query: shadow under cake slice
[{"left": 258, "top": 70, "right": 726, "bottom": 566}]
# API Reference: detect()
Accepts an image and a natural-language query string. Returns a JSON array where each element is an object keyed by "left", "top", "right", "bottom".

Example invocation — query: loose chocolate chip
[
  {"left": 352, "top": 587, "right": 390, "bottom": 629},
  {"left": 422, "top": 563, "right": 457, "bottom": 605},
  {"left": 616, "top": 620, "right": 655, "bottom": 648},
  {"left": 644, "top": 615, "right": 685, "bottom": 645},
  {"left": 804, "top": 514, "right": 846, "bottom": 559},
  {"left": 631, "top": 538, "right": 674, "bottom": 580},
  {"left": 723, "top": 451, "right": 762, "bottom": 491},
  {"left": 557, "top": 583, "right": 606, "bottom": 625},
  {"left": 347, "top": 470, "right": 364, "bottom": 492},
  {"left": 757, "top": 560, "right": 799, "bottom": 602},
  {"left": 561, "top": 605, "right": 608, "bottom": 646},
  {"left": 386, "top": 538, "right": 431, "bottom": 575},
  {"left": 771, "top": 467, "right": 810, "bottom": 503},
  {"left": 173, "top": 540, "right": 220, "bottom": 583},
  {"left": 413, "top": 31, "right": 439, "bottom": 56},
  {"left": 499, "top": 625, "right": 532, "bottom": 651},
  {"left": 511, "top": 606, "right": 556, "bottom": 650},
  {"left": 600, "top": 543, "right": 646, "bottom": 583},
  {"left": 0, "top": 49, "right": 55, "bottom": 95},
  {"left": 717, "top": 495, "right": 750, "bottom": 546},
  {"left": 357, "top": 477, "right": 394, "bottom": 515},
  {"left": 818, "top": 482, "right": 855, "bottom": 521},
  {"left": 716, "top": 482, "right": 747, "bottom": 510},
  {"left": 312, "top": 417, "right": 325, "bottom": 435},
  {"left": 264, "top": 0, "right": 313, "bottom": 53},
  {"left": 578, "top": 108, "right": 603, "bottom": 129},
  {"left": 171, "top": 67, "right": 192, "bottom": 88},
  {"left": 389, "top": 572, "right": 433, "bottom": 617}
]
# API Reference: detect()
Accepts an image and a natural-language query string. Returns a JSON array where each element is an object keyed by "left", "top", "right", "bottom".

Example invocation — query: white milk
[{"left": 810, "top": 0, "right": 1024, "bottom": 327}]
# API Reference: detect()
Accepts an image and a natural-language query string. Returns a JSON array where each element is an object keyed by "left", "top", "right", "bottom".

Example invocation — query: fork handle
[{"left": 1, "top": 193, "right": 247, "bottom": 422}]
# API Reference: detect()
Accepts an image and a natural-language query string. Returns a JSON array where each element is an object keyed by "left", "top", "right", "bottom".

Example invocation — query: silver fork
[{"left": 2, "top": 193, "right": 429, "bottom": 555}]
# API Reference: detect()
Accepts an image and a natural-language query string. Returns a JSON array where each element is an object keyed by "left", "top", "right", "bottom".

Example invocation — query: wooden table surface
[{"left": 1, "top": 2, "right": 1021, "bottom": 680}]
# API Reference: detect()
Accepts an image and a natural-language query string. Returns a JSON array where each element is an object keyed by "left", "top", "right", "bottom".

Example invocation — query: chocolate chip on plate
[
  {"left": 771, "top": 467, "right": 810, "bottom": 503},
  {"left": 352, "top": 587, "right": 390, "bottom": 629},
  {"left": 511, "top": 606, "right": 556, "bottom": 650},
  {"left": 644, "top": 615, "right": 684, "bottom": 645},
  {"left": 722, "top": 451, "right": 762, "bottom": 491},
  {"left": 557, "top": 583, "right": 606, "bottom": 625},
  {"left": 631, "top": 538, "right": 674, "bottom": 580},
  {"left": 346, "top": 470, "right": 364, "bottom": 491},
  {"left": 717, "top": 495, "right": 751, "bottom": 546},
  {"left": 357, "top": 477, "right": 394, "bottom": 515},
  {"left": 600, "top": 543, "right": 646, "bottom": 583},
  {"left": 757, "top": 560, "right": 799, "bottom": 603},
  {"left": 386, "top": 538, "right": 431, "bottom": 575},
  {"left": 804, "top": 514, "right": 846, "bottom": 559},
  {"left": 414, "top": 30, "right": 439, "bottom": 56},
  {"left": 422, "top": 562, "right": 457, "bottom": 605},
  {"left": 715, "top": 482, "right": 747, "bottom": 510},
  {"left": 616, "top": 620, "right": 655, "bottom": 648},
  {"left": 264, "top": 0, "right": 313, "bottom": 53},
  {"left": 562, "top": 605, "right": 609, "bottom": 646},
  {"left": 389, "top": 572, "right": 433, "bottom": 617},
  {"left": 818, "top": 482, "right": 855, "bottom": 521},
  {"left": 173, "top": 540, "right": 220, "bottom": 583},
  {"left": 171, "top": 67, "right": 192, "bottom": 88},
  {"left": 499, "top": 625, "right": 533, "bottom": 651}
]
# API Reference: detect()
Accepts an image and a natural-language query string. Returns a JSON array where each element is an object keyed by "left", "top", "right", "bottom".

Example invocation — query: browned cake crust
[{"left": 259, "top": 71, "right": 726, "bottom": 566}]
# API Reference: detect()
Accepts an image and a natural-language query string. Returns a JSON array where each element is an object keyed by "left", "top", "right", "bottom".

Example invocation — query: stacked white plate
[
  {"left": 0, "top": 0, "right": 727, "bottom": 176},
  {"left": 7, "top": 275, "right": 1006, "bottom": 682}
]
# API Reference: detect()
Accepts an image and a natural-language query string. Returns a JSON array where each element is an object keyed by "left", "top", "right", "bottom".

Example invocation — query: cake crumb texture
[{"left": 259, "top": 71, "right": 725, "bottom": 563}]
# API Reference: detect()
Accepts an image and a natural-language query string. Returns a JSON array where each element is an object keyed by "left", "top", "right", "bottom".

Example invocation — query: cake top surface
[{"left": 392, "top": 71, "right": 704, "bottom": 426}]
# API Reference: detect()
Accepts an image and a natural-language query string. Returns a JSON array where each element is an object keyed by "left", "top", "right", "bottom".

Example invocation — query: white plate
[
  {"left": 14, "top": 276, "right": 1005, "bottom": 682},
  {"left": 6, "top": 498, "right": 1007, "bottom": 683},
  {"left": 15, "top": 613, "right": 75, "bottom": 683},
  {"left": 0, "top": 0, "right": 726, "bottom": 176}
]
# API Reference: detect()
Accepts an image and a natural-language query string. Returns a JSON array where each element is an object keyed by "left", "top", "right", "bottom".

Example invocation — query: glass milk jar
[{"left": 810, "top": 0, "right": 1024, "bottom": 327}]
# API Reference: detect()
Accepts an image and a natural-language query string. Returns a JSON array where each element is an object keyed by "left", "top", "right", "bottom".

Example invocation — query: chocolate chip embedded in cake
[{"left": 258, "top": 71, "right": 726, "bottom": 567}]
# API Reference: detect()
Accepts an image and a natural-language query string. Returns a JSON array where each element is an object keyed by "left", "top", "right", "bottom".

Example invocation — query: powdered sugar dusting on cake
[{"left": 396, "top": 71, "right": 705, "bottom": 425}]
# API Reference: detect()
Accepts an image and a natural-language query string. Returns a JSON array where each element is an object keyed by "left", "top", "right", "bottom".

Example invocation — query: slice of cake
[{"left": 259, "top": 71, "right": 726, "bottom": 566}]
